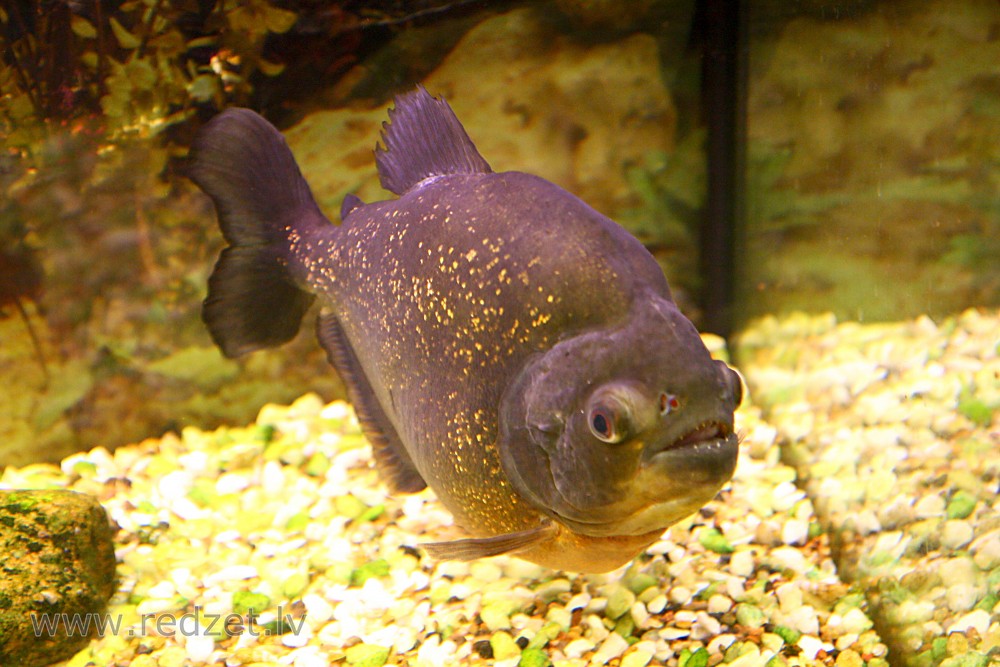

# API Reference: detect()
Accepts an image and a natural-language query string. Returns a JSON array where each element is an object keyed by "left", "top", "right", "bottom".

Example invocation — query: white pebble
[
  {"left": 729, "top": 550, "right": 755, "bottom": 577},
  {"left": 707, "top": 595, "right": 732, "bottom": 614},
  {"left": 669, "top": 586, "right": 692, "bottom": 605},
  {"left": 591, "top": 633, "right": 630, "bottom": 664},
  {"left": 563, "top": 637, "right": 595, "bottom": 659},
  {"left": 630, "top": 601, "right": 650, "bottom": 627},
  {"left": 786, "top": 605, "right": 820, "bottom": 635},
  {"left": 302, "top": 593, "right": 334, "bottom": 625},
  {"left": 972, "top": 530, "right": 1000, "bottom": 569},
  {"left": 707, "top": 634, "right": 737, "bottom": 655},
  {"left": 691, "top": 611, "right": 721, "bottom": 639},
  {"left": 840, "top": 608, "right": 873, "bottom": 634},
  {"left": 184, "top": 633, "right": 216, "bottom": 663},
  {"left": 646, "top": 594, "right": 667, "bottom": 614},
  {"left": 796, "top": 635, "right": 832, "bottom": 660},
  {"left": 775, "top": 583, "right": 802, "bottom": 611},
  {"left": 281, "top": 624, "right": 311, "bottom": 648},
  {"left": 781, "top": 520, "right": 809, "bottom": 546},
  {"left": 769, "top": 547, "right": 808, "bottom": 574},
  {"left": 203, "top": 564, "right": 258, "bottom": 586},
  {"left": 946, "top": 584, "right": 979, "bottom": 613},
  {"left": 949, "top": 609, "right": 991, "bottom": 636},
  {"left": 146, "top": 580, "right": 176, "bottom": 598},
  {"left": 585, "top": 613, "right": 609, "bottom": 642},
  {"left": 290, "top": 647, "right": 331, "bottom": 667},
  {"left": 215, "top": 472, "right": 250, "bottom": 495}
]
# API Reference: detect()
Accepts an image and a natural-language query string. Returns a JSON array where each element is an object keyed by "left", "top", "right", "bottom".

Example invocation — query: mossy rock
[{"left": 0, "top": 489, "right": 117, "bottom": 667}]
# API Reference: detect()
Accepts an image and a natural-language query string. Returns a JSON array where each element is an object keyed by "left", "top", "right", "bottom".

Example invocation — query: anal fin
[
  {"left": 316, "top": 312, "right": 426, "bottom": 493},
  {"left": 421, "top": 521, "right": 558, "bottom": 561}
]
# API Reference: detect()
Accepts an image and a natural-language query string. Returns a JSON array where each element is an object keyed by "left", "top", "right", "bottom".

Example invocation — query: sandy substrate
[{"left": 1, "top": 310, "right": 997, "bottom": 667}]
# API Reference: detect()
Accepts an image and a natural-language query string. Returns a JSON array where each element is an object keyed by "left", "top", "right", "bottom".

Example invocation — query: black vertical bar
[{"left": 700, "top": 0, "right": 745, "bottom": 337}]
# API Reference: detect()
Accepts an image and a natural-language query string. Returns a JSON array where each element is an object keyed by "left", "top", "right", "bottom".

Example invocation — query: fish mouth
[{"left": 646, "top": 420, "right": 733, "bottom": 458}]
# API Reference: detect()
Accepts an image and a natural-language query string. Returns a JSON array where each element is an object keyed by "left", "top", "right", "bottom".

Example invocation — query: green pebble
[
  {"left": 947, "top": 491, "right": 977, "bottom": 519},
  {"left": 255, "top": 424, "right": 276, "bottom": 444},
  {"left": 678, "top": 647, "right": 708, "bottom": 667},
  {"left": 285, "top": 512, "right": 310, "bottom": 532},
  {"left": 626, "top": 573, "right": 658, "bottom": 595},
  {"left": 698, "top": 528, "right": 734, "bottom": 554},
  {"left": 336, "top": 494, "right": 369, "bottom": 519},
  {"left": 614, "top": 615, "right": 635, "bottom": 638},
  {"left": 187, "top": 482, "right": 215, "bottom": 507},
  {"left": 940, "top": 653, "right": 990, "bottom": 667},
  {"left": 932, "top": 637, "right": 949, "bottom": 661},
  {"left": 350, "top": 559, "right": 390, "bottom": 587},
  {"left": 734, "top": 603, "right": 765, "bottom": 629},
  {"left": 232, "top": 590, "right": 270, "bottom": 615},
  {"left": 606, "top": 586, "right": 636, "bottom": 619},
  {"left": 481, "top": 601, "right": 514, "bottom": 631},
  {"left": 958, "top": 397, "right": 994, "bottom": 427},
  {"left": 71, "top": 460, "right": 98, "bottom": 477},
  {"left": 974, "top": 591, "right": 998, "bottom": 612},
  {"left": 304, "top": 452, "right": 330, "bottom": 476},
  {"left": 765, "top": 656, "right": 789, "bottom": 667},
  {"left": 519, "top": 647, "right": 552, "bottom": 667},
  {"left": 490, "top": 631, "right": 521, "bottom": 660},
  {"left": 358, "top": 504, "right": 385, "bottom": 522},
  {"left": 527, "top": 622, "right": 561, "bottom": 649},
  {"left": 345, "top": 643, "right": 390, "bottom": 667},
  {"left": 282, "top": 572, "right": 309, "bottom": 597},
  {"left": 772, "top": 625, "right": 801, "bottom": 645}
]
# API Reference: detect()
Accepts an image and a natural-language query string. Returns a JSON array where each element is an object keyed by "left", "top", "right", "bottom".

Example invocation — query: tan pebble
[
  {"left": 941, "top": 520, "right": 974, "bottom": 549},
  {"left": 913, "top": 493, "right": 946, "bottom": 518},
  {"left": 835, "top": 648, "right": 864, "bottom": 667}
]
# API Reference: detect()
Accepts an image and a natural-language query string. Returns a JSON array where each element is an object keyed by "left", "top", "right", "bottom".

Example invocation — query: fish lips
[{"left": 550, "top": 425, "right": 739, "bottom": 538}]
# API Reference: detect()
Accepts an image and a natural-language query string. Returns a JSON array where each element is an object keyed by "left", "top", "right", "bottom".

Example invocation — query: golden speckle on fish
[{"left": 188, "top": 85, "right": 743, "bottom": 573}]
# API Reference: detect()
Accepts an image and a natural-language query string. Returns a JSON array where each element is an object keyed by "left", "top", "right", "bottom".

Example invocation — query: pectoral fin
[{"left": 421, "top": 521, "right": 558, "bottom": 561}]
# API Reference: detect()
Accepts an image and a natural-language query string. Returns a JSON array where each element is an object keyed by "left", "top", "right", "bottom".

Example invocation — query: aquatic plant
[
  {"left": 0, "top": 0, "right": 303, "bottom": 145},
  {"left": 619, "top": 131, "right": 707, "bottom": 302}
]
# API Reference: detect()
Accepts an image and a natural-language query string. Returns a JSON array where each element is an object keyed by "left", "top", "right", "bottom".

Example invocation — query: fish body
[{"left": 189, "top": 88, "right": 742, "bottom": 573}]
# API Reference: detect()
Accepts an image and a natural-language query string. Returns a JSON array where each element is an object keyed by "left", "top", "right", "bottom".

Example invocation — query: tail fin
[{"left": 188, "top": 108, "right": 328, "bottom": 358}]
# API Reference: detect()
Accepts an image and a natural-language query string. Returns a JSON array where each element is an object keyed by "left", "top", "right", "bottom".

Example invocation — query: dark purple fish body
[{"left": 188, "top": 88, "right": 742, "bottom": 572}]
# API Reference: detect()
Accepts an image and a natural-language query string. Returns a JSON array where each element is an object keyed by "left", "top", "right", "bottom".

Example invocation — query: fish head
[{"left": 498, "top": 295, "right": 742, "bottom": 539}]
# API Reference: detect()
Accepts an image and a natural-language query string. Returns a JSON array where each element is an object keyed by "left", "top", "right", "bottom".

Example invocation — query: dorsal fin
[{"left": 375, "top": 85, "right": 492, "bottom": 195}]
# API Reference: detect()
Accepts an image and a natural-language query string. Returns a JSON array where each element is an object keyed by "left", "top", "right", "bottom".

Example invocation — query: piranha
[{"left": 188, "top": 86, "right": 742, "bottom": 573}]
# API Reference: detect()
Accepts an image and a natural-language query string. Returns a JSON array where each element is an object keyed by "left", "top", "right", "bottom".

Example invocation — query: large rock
[
  {"left": 286, "top": 6, "right": 677, "bottom": 227},
  {"left": 0, "top": 489, "right": 117, "bottom": 667},
  {"left": 743, "top": 0, "right": 1000, "bottom": 322}
]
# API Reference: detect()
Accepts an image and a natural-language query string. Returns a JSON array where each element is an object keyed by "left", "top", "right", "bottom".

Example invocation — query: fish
[{"left": 187, "top": 86, "right": 743, "bottom": 573}]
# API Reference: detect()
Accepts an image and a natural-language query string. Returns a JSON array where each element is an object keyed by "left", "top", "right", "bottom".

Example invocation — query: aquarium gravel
[
  {"left": 737, "top": 308, "right": 1000, "bottom": 666},
  {"left": 1, "top": 312, "right": 997, "bottom": 666}
]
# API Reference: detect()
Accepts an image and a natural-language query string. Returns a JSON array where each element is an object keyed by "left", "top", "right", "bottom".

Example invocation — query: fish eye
[
  {"left": 659, "top": 392, "right": 679, "bottom": 416},
  {"left": 588, "top": 405, "right": 626, "bottom": 444}
]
